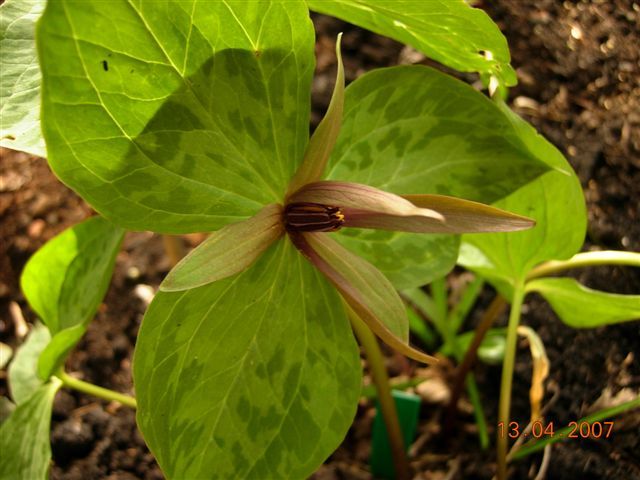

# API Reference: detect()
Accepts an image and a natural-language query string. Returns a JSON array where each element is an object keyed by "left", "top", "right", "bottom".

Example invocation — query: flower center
[{"left": 284, "top": 202, "right": 345, "bottom": 232}]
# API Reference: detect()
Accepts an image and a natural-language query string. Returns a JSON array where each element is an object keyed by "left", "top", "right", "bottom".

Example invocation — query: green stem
[
  {"left": 510, "top": 396, "right": 640, "bottom": 460},
  {"left": 56, "top": 370, "right": 137, "bottom": 409},
  {"left": 497, "top": 281, "right": 526, "bottom": 480},
  {"left": 162, "top": 234, "right": 186, "bottom": 267},
  {"left": 465, "top": 374, "right": 490, "bottom": 450},
  {"left": 527, "top": 251, "right": 640, "bottom": 280},
  {"left": 447, "top": 295, "right": 507, "bottom": 425},
  {"left": 430, "top": 278, "right": 449, "bottom": 325},
  {"left": 349, "top": 310, "right": 410, "bottom": 480}
]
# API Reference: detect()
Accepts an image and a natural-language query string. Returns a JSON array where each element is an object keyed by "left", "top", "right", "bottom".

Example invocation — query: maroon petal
[
  {"left": 288, "top": 181, "right": 534, "bottom": 234},
  {"left": 286, "top": 35, "right": 345, "bottom": 196},
  {"left": 290, "top": 231, "right": 438, "bottom": 365},
  {"left": 401, "top": 194, "right": 535, "bottom": 233},
  {"left": 288, "top": 180, "right": 443, "bottom": 223},
  {"left": 161, "top": 204, "right": 284, "bottom": 291}
]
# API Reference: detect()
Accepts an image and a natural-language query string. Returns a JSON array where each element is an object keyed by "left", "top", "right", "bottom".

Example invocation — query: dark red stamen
[{"left": 284, "top": 202, "right": 345, "bottom": 232}]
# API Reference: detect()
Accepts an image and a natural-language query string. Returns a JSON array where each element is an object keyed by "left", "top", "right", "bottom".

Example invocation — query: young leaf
[
  {"left": 161, "top": 204, "right": 284, "bottom": 292},
  {"left": 526, "top": 277, "right": 640, "bottom": 328},
  {"left": 307, "top": 0, "right": 516, "bottom": 88},
  {"left": 287, "top": 33, "right": 345, "bottom": 196},
  {"left": 0, "top": 379, "right": 61, "bottom": 480},
  {"left": 8, "top": 323, "right": 51, "bottom": 405},
  {"left": 293, "top": 232, "right": 437, "bottom": 364},
  {"left": 440, "top": 329, "right": 507, "bottom": 366},
  {"left": 324, "top": 66, "right": 552, "bottom": 289},
  {"left": 0, "top": 0, "right": 46, "bottom": 157},
  {"left": 21, "top": 216, "right": 123, "bottom": 378},
  {"left": 38, "top": 0, "right": 315, "bottom": 233},
  {"left": 134, "top": 239, "right": 361, "bottom": 479}
]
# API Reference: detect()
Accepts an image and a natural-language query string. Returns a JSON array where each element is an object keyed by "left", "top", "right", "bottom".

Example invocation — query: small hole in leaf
[{"left": 478, "top": 49, "right": 494, "bottom": 61}]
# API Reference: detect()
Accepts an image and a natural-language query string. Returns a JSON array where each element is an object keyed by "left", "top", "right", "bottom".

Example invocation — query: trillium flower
[{"left": 159, "top": 36, "right": 534, "bottom": 364}]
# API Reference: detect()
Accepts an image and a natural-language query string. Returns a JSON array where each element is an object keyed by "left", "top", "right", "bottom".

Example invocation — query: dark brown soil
[{"left": 1, "top": 1, "right": 638, "bottom": 479}]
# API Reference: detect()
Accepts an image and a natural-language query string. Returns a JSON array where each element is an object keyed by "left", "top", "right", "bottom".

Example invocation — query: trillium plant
[
  {"left": 160, "top": 38, "right": 534, "bottom": 368},
  {"left": 1, "top": 1, "right": 639, "bottom": 480}
]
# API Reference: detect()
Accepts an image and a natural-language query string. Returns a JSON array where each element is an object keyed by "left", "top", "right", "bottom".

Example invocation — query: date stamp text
[{"left": 497, "top": 421, "right": 614, "bottom": 439}]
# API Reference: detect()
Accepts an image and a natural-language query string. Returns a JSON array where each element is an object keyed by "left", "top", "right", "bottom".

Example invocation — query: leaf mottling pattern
[
  {"left": 327, "top": 66, "right": 553, "bottom": 288},
  {"left": 133, "top": 239, "right": 361, "bottom": 479},
  {"left": 38, "top": 1, "right": 315, "bottom": 233}
]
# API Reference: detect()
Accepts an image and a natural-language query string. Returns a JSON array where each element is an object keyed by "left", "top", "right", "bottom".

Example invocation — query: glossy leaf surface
[
  {"left": 307, "top": 0, "right": 516, "bottom": 87},
  {"left": 327, "top": 66, "right": 551, "bottom": 288},
  {"left": 161, "top": 204, "right": 284, "bottom": 292},
  {"left": 38, "top": 0, "right": 315, "bottom": 233},
  {"left": 0, "top": 0, "right": 46, "bottom": 156},
  {"left": 134, "top": 239, "right": 361, "bottom": 479},
  {"left": 21, "top": 216, "right": 123, "bottom": 378},
  {"left": 8, "top": 323, "right": 50, "bottom": 405},
  {"left": 0, "top": 379, "right": 61, "bottom": 480},
  {"left": 527, "top": 278, "right": 640, "bottom": 328}
]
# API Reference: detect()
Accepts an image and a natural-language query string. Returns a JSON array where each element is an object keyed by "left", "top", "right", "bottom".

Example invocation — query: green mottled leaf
[
  {"left": 8, "top": 323, "right": 51, "bottom": 405},
  {"left": 338, "top": 228, "right": 459, "bottom": 290},
  {"left": 307, "top": 0, "right": 516, "bottom": 87},
  {"left": 0, "top": 379, "right": 61, "bottom": 480},
  {"left": 527, "top": 277, "right": 640, "bottom": 328},
  {"left": 327, "top": 66, "right": 551, "bottom": 288},
  {"left": 459, "top": 104, "right": 586, "bottom": 296},
  {"left": 134, "top": 239, "right": 361, "bottom": 479},
  {"left": 0, "top": 0, "right": 46, "bottom": 157},
  {"left": 21, "top": 216, "right": 123, "bottom": 378},
  {"left": 38, "top": 0, "right": 315, "bottom": 233},
  {"left": 328, "top": 67, "right": 552, "bottom": 201}
]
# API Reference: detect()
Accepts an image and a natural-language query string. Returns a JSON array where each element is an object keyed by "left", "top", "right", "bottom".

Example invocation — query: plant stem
[
  {"left": 497, "top": 282, "right": 526, "bottom": 480},
  {"left": 349, "top": 309, "right": 410, "bottom": 480},
  {"left": 56, "top": 370, "right": 137, "bottom": 409},
  {"left": 446, "top": 295, "right": 507, "bottom": 432},
  {"left": 465, "top": 374, "right": 490, "bottom": 450},
  {"left": 162, "top": 234, "right": 186, "bottom": 267},
  {"left": 527, "top": 250, "right": 640, "bottom": 280}
]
